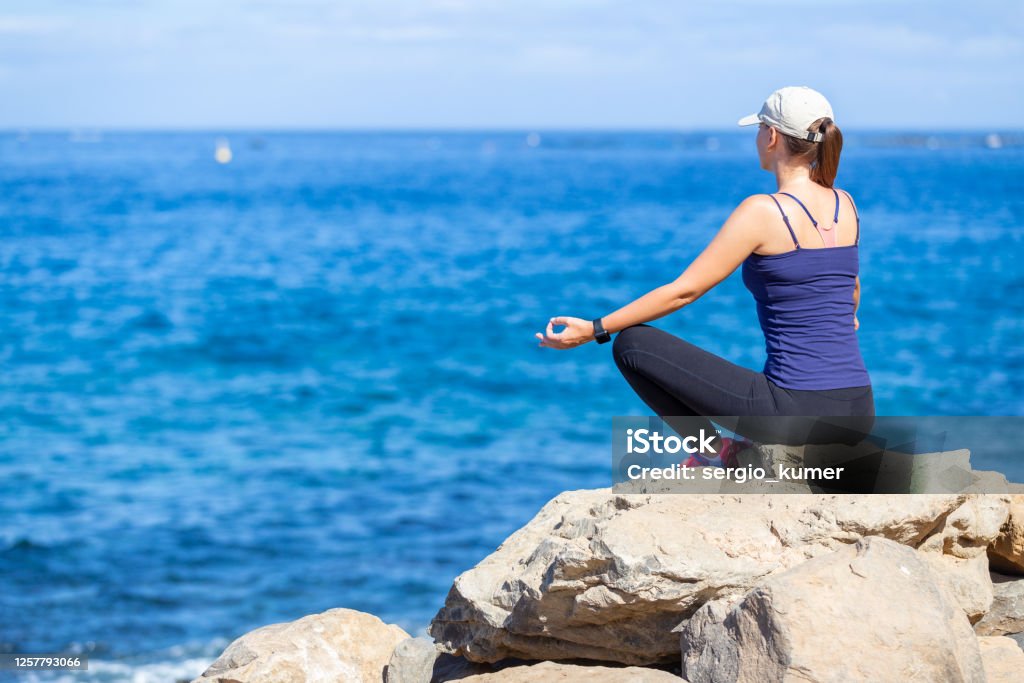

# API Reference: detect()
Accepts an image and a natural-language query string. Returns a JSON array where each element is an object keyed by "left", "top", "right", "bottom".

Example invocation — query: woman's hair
[{"left": 781, "top": 117, "right": 843, "bottom": 188}]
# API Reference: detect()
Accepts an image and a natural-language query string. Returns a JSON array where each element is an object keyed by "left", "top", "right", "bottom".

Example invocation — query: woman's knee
[
  {"left": 610, "top": 323, "right": 643, "bottom": 358},
  {"left": 612, "top": 323, "right": 654, "bottom": 364}
]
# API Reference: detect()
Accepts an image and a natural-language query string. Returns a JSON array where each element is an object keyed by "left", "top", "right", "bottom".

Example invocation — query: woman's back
[
  {"left": 741, "top": 187, "right": 871, "bottom": 391},
  {"left": 754, "top": 185, "right": 860, "bottom": 254}
]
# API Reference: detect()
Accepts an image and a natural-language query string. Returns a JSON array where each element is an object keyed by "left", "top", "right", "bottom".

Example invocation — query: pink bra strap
[{"left": 817, "top": 215, "right": 837, "bottom": 248}]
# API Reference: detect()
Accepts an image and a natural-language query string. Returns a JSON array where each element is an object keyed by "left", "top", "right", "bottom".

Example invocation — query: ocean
[{"left": 1, "top": 130, "right": 1022, "bottom": 681}]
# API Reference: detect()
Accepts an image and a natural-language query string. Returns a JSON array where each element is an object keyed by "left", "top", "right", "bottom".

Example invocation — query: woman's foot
[{"left": 682, "top": 436, "right": 754, "bottom": 468}]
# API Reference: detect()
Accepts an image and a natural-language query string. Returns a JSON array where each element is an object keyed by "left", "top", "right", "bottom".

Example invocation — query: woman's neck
[{"left": 772, "top": 160, "right": 813, "bottom": 192}]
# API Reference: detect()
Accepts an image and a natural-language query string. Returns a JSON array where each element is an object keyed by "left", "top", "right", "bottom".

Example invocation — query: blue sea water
[{"left": 1, "top": 130, "right": 1022, "bottom": 681}]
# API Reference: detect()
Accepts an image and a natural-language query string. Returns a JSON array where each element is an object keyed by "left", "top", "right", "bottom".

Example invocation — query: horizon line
[{"left": 4, "top": 125, "right": 1023, "bottom": 135}]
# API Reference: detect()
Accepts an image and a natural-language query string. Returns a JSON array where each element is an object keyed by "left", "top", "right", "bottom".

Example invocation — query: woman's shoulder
[
  {"left": 719, "top": 195, "right": 786, "bottom": 251},
  {"left": 721, "top": 194, "right": 789, "bottom": 233},
  {"left": 834, "top": 187, "right": 860, "bottom": 215},
  {"left": 734, "top": 193, "right": 784, "bottom": 215}
]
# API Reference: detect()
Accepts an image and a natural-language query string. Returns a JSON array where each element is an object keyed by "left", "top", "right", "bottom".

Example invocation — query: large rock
[
  {"left": 978, "top": 636, "right": 1024, "bottom": 683},
  {"left": 429, "top": 490, "right": 1009, "bottom": 665},
  {"left": 679, "top": 537, "right": 985, "bottom": 683},
  {"left": 989, "top": 495, "right": 1024, "bottom": 574},
  {"left": 454, "top": 660, "right": 681, "bottom": 682},
  {"left": 191, "top": 608, "right": 409, "bottom": 683},
  {"left": 974, "top": 573, "right": 1024, "bottom": 636}
]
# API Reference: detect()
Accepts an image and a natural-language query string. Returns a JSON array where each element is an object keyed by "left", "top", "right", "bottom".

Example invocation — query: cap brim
[{"left": 737, "top": 113, "right": 760, "bottom": 127}]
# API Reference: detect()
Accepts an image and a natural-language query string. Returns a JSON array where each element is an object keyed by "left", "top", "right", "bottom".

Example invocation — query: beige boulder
[
  {"left": 989, "top": 496, "right": 1024, "bottom": 574},
  {"left": 429, "top": 489, "right": 1008, "bottom": 665},
  {"left": 191, "top": 607, "right": 409, "bottom": 683},
  {"left": 455, "top": 660, "right": 681, "bottom": 682},
  {"left": 978, "top": 635, "right": 1024, "bottom": 683},
  {"left": 679, "top": 537, "right": 985, "bottom": 683}
]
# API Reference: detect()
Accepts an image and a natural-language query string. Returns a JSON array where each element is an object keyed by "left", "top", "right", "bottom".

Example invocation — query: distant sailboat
[{"left": 215, "top": 137, "right": 233, "bottom": 164}]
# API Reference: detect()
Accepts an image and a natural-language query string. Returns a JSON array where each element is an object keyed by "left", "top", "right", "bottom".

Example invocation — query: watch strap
[{"left": 592, "top": 318, "right": 611, "bottom": 344}]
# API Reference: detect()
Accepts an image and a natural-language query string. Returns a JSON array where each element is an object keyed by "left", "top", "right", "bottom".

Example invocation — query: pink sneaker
[{"left": 681, "top": 437, "right": 754, "bottom": 468}]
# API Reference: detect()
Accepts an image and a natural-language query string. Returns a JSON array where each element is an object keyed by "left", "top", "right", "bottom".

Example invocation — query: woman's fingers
[{"left": 537, "top": 316, "right": 582, "bottom": 349}]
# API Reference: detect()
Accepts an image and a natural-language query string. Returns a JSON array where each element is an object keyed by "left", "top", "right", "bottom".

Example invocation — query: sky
[{"left": 0, "top": 0, "right": 1021, "bottom": 130}]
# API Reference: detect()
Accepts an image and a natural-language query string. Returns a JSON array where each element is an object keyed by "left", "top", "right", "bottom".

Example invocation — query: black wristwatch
[{"left": 592, "top": 317, "right": 611, "bottom": 344}]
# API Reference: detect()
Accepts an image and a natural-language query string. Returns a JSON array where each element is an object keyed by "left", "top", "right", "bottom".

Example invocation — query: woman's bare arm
[{"left": 537, "top": 196, "right": 771, "bottom": 348}]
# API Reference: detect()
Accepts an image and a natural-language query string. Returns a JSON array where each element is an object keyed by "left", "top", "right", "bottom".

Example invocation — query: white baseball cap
[{"left": 738, "top": 86, "right": 834, "bottom": 142}]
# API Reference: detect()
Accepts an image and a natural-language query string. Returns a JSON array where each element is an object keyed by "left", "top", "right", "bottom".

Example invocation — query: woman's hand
[
  {"left": 854, "top": 315, "right": 860, "bottom": 330},
  {"left": 536, "top": 316, "right": 595, "bottom": 349}
]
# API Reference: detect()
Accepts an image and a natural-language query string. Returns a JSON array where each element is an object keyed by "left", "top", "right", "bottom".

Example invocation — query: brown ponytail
[{"left": 781, "top": 117, "right": 843, "bottom": 188}]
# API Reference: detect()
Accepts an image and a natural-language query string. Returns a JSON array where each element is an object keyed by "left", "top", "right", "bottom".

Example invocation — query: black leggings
[{"left": 612, "top": 324, "right": 875, "bottom": 446}]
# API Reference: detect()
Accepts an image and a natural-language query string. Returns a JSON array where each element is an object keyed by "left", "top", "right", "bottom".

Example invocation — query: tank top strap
[
  {"left": 779, "top": 192, "right": 818, "bottom": 229},
  {"left": 766, "top": 194, "right": 801, "bottom": 249},
  {"left": 838, "top": 189, "right": 861, "bottom": 245}
]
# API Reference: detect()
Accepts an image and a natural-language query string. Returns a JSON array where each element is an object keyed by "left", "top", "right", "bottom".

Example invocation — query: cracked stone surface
[{"left": 430, "top": 490, "right": 1009, "bottom": 665}]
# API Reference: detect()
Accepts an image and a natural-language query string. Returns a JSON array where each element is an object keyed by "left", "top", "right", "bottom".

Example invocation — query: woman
[{"left": 536, "top": 86, "right": 874, "bottom": 464}]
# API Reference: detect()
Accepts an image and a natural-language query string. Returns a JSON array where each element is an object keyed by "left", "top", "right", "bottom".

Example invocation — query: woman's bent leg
[
  {"left": 611, "top": 324, "right": 777, "bottom": 441},
  {"left": 610, "top": 324, "right": 878, "bottom": 456}
]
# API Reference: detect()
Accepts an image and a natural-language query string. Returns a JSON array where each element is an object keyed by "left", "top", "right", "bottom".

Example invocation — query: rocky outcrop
[
  {"left": 429, "top": 490, "right": 1009, "bottom": 665},
  {"left": 190, "top": 608, "right": 409, "bottom": 683},
  {"left": 989, "top": 495, "right": 1024, "bottom": 574},
  {"left": 191, "top": 483, "right": 1024, "bottom": 681},
  {"left": 678, "top": 537, "right": 984, "bottom": 682}
]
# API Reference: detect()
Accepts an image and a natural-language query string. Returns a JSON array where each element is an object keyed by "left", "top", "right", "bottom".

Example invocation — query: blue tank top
[{"left": 741, "top": 189, "right": 872, "bottom": 391}]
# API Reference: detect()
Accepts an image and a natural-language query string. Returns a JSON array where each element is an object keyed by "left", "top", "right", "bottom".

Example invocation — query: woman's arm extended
[{"left": 537, "top": 196, "right": 769, "bottom": 349}]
